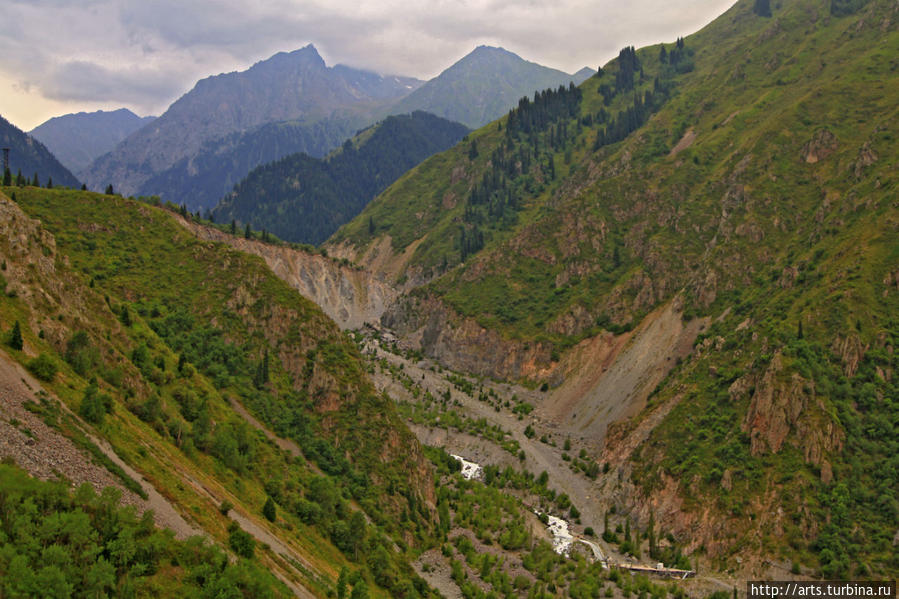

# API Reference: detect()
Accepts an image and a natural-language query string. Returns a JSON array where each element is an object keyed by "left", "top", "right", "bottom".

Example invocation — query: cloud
[{"left": 0, "top": 0, "right": 737, "bottom": 128}]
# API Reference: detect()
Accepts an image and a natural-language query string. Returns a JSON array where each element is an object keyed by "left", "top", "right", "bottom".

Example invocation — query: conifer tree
[
  {"left": 9, "top": 321, "right": 23, "bottom": 350},
  {"left": 262, "top": 497, "right": 276, "bottom": 522},
  {"left": 105, "top": 184, "right": 114, "bottom": 195},
  {"left": 32, "top": 173, "right": 39, "bottom": 187},
  {"left": 46, "top": 177, "right": 53, "bottom": 189},
  {"left": 754, "top": 0, "right": 772, "bottom": 16},
  {"left": 244, "top": 223, "right": 251, "bottom": 239},
  {"left": 2, "top": 168, "right": 10, "bottom": 186}
]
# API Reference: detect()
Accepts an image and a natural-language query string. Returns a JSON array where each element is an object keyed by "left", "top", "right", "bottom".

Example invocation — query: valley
[{"left": 1, "top": 0, "right": 897, "bottom": 596}]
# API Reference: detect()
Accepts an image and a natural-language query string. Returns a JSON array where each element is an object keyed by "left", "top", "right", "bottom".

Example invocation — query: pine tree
[
  {"left": 15, "top": 169, "right": 24, "bottom": 186},
  {"left": 81, "top": 183, "right": 87, "bottom": 191},
  {"left": 46, "top": 177, "right": 53, "bottom": 189},
  {"left": 2, "top": 168, "right": 10, "bottom": 186},
  {"left": 32, "top": 173, "right": 39, "bottom": 187},
  {"left": 9, "top": 321, "right": 23, "bottom": 350},
  {"left": 230, "top": 219, "right": 237, "bottom": 235},
  {"left": 105, "top": 184, "right": 114, "bottom": 195},
  {"left": 754, "top": 0, "right": 772, "bottom": 16},
  {"left": 244, "top": 223, "right": 251, "bottom": 239}
]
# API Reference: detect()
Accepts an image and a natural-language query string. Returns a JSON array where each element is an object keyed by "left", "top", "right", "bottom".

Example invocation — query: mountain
[
  {"left": 388, "top": 46, "right": 595, "bottom": 129},
  {"left": 138, "top": 116, "right": 360, "bottom": 211},
  {"left": 0, "top": 186, "right": 437, "bottom": 596},
  {"left": 0, "top": 115, "right": 80, "bottom": 188},
  {"left": 572, "top": 66, "right": 597, "bottom": 82},
  {"left": 328, "top": 0, "right": 899, "bottom": 576},
  {"left": 84, "top": 45, "right": 423, "bottom": 198},
  {"left": 212, "top": 111, "right": 469, "bottom": 244},
  {"left": 28, "top": 108, "right": 155, "bottom": 176}
]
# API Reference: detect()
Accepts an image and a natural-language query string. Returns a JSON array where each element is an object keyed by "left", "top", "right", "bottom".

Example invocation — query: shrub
[
  {"left": 28, "top": 353, "right": 57, "bottom": 381},
  {"left": 228, "top": 524, "right": 255, "bottom": 558}
]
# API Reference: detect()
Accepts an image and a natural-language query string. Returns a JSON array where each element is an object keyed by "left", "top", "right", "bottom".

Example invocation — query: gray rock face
[
  {"left": 85, "top": 45, "right": 422, "bottom": 197},
  {"left": 29, "top": 108, "right": 154, "bottom": 176}
]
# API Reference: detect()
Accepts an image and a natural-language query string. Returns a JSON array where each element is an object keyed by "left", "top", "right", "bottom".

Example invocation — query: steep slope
[
  {"left": 138, "top": 116, "right": 360, "bottom": 211},
  {"left": 212, "top": 111, "right": 469, "bottom": 244},
  {"left": 29, "top": 108, "right": 155, "bottom": 176},
  {"left": 84, "top": 45, "right": 422, "bottom": 199},
  {"left": 1, "top": 186, "right": 439, "bottom": 597},
  {"left": 389, "top": 46, "right": 594, "bottom": 129},
  {"left": 329, "top": 0, "right": 899, "bottom": 576},
  {"left": 0, "top": 115, "right": 80, "bottom": 188}
]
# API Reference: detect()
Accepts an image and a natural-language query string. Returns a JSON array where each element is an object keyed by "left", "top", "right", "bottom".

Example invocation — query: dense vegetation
[
  {"left": 0, "top": 463, "right": 287, "bottom": 598},
  {"left": 212, "top": 112, "right": 468, "bottom": 244},
  {"left": 2, "top": 186, "right": 440, "bottom": 597}
]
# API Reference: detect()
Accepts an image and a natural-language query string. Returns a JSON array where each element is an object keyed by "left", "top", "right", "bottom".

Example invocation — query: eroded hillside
[{"left": 325, "top": 0, "right": 899, "bottom": 577}]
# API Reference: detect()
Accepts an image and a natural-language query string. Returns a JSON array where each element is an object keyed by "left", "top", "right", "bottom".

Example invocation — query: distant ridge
[
  {"left": 29, "top": 109, "right": 154, "bottom": 177},
  {"left": 84, "top": 45, "right": 423, "bottom": 199},
  {"left": 212, "top": 111, "right": 469, "bottom": 244},
  {"left": 0, "top": 115, "right": 80, "bottom": 188},
  {"left": 389, "top": 45, "right": 594, "bottom": 128}
]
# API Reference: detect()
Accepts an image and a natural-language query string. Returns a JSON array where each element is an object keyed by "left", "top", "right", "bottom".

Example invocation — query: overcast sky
[{"left": 1, "top": 0, "right": 736, "bottom": 131}]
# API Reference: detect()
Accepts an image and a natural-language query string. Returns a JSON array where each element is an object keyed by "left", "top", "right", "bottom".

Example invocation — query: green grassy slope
[
  {"left": 330, "top": 0, "right": 899, "bottom": 576},
  {"left": 0, "top": 187, "right": 439, "bottom": 597}
]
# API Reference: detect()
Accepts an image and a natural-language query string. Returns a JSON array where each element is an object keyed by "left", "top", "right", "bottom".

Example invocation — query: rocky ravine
[{"left": 179, "top": 218, "right": 397, "bottom": 329}]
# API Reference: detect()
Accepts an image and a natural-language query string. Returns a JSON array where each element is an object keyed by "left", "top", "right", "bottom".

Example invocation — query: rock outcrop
[{"left": 180, "top": 219, "right": 398, "bottom": 330}]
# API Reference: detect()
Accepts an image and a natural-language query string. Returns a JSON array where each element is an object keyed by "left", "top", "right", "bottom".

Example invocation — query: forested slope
[{"left": 329, "top": 0, "right": 899, "bottom": 576}]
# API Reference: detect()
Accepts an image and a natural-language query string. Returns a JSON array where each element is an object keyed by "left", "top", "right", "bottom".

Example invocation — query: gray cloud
[{"left": 1, "top": 0, "right": 737, "bottom": 127}]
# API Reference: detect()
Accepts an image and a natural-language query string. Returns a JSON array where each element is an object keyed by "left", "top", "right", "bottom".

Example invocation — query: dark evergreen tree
[
  {"left": 244, "top": 223, "right": 251, "bottom": 239},
  {"left": 32, "top": 173, "right": 39, "bottom": 187},
  {"left": 230, "top": 219, "right": 237, "bottom": 235},
  {"left": 46, "top": 177, "right": 53, "bottom": 189},
  {"left": 105, "top": 183, "right": 114, "bottom": 195},
  {"left": 15, "top": 169, "right": 24, "bottom": 186},
  {"left": 262, "top": 497, "right": 276, "bottom": 522},
  {"left": 9, "top": 321, "right": 23, "bottom": 350},
  {"left": 81, "top": 183, "right": 87, "bottom": 191},
  {"left": 754, "top": 0, "right": 772, "bottom": 16},
  {"left": 2, "top": 168, "right": 10, "bottom": 186},
  {"left": 659, "top": 45, "right": 669, "bottom": 64}
]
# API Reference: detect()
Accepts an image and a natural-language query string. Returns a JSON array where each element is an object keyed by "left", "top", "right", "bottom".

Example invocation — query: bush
[
  {"left": 28, "top": 353, "right": 57, "bottom": 381},
  {"left": 228, "top": 524, "right": 255, "bottom": 558}
]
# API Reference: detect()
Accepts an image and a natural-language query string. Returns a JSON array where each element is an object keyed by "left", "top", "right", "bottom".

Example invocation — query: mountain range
[
  {"left": 75, "top": 44, "right": 590, "bottom": 211},
  {"left": 84, "top": 45, "right": 422, "bottom": 200},
  {"left": 28, "top": 108, "right": 155, "bottom": 176}
]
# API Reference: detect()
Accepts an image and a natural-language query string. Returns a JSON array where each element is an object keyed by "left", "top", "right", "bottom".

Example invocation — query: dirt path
[
  {"left": 0, "top": 349, "right": 201, "bottom": 539},
  {"left": 228, "top": 396, "right": 302, "bottom": 457}
]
